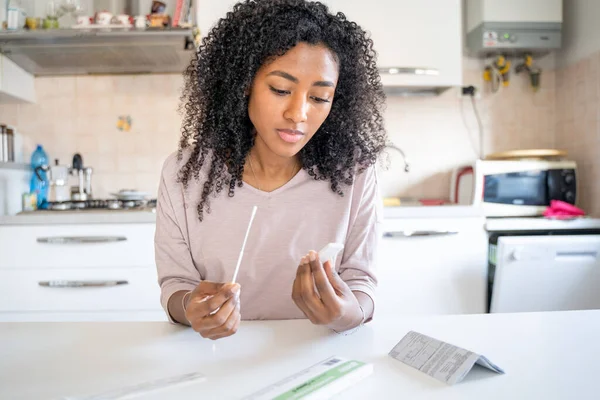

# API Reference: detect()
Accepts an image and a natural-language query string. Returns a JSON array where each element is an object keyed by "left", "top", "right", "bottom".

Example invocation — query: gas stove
[{"left": 43, "top": 198, "right": 157, "bottom": 211}]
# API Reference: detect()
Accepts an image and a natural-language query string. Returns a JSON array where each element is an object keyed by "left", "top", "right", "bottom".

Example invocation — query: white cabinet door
[
  {"left": 376, "top": 217, "right": 488, "bottom": 316},
  {"left": 320, "top": 0, "right": 463, "bottom": 88},
  {"left": 197, "top": 0, "right": 240, "bottom": 36},
  {"left": 0, "top": 55, "right": 35, "bottom": 103},
  {"left": 197, "top": 0, "right": 462, "bottom": 88}
]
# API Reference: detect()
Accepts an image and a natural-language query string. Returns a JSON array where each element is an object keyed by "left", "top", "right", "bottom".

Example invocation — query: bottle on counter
[
  {"left": 0, "top": 124, "right": 6, "bottom": 162},
  {"left": 6, "top": 127, "right": 14, "bottom": 162},
  {"left": 0, "top": 125, "right": 8, "bottom": 162},
  {"left": 30, "top": 145, "right": 49, "bottom": 208}
]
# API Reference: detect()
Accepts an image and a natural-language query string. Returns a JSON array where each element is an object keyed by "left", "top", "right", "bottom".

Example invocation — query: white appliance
[
  {"left": 466, "top": 0, "right": 563, "bottom": 55},
  {"left": 487, "top": 218, "right": 600, "bottom": 313},
  {"left": 451, "top": 159, "right": 577, "bottom": 217},
  {"left": 0, "top": 166, "right": 28, "bottom": 216}
]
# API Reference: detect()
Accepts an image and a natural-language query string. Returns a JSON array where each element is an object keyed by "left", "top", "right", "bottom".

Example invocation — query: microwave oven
[{"left": 451, "top": 159, "right": 577, "bottom": 217}]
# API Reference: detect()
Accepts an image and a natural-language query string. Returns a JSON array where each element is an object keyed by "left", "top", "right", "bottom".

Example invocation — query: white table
[{"left": 2, "top": 311, "right": 600, "bottom": 400}]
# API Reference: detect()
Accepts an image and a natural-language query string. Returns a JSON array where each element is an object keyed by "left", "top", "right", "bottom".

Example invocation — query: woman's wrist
[
  {"left": 329, "top": 302, "right": 365, "bottom": 333},
  {"left": 167, "top": 290, "right": 193, "bottom": 326}
]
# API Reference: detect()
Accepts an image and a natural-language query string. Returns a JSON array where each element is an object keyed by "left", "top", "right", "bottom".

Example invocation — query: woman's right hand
[{"left": 184, "top": 281, "right": 241, "bottom": 340}]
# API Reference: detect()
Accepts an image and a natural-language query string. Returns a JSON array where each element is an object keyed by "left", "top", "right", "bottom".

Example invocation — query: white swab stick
[{"left": 232, "top": 205, "right": 257, "bottom": 283}]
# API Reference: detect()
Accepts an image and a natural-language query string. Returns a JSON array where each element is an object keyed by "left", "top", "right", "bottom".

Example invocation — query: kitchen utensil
[
  {"left": 110, "top": 190, "right": 149, "bottom": 201},
  {"left": 71, "top": 153, "right": 87, "bottom": 201},
  {"left": 36, "top": 159, "right": 71, "bottom": 203},
  {"left": 95, "top": 10, "right": 112, "bottom": 25},
  {"left": 134, "top": 15, "right": 147, "bottom": 28},
  {"left": 76, "top": 15, "right": 90, "bottom": 25},
  {"left": 114, "top": 14, "right": 131, "bottom": 25}
]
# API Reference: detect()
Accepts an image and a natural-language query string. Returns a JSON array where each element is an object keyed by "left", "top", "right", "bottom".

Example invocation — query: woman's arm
[
  {"left": 338, "top": 165, "right": 382, "bottom": 322},
  {"left": 155, "top": 154, "right": 201, "bottom": 323}
]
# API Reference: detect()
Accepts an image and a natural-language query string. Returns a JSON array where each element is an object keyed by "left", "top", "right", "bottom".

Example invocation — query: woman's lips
[{"left": 277, "top": 129, "right": 305, "bottom": 144}]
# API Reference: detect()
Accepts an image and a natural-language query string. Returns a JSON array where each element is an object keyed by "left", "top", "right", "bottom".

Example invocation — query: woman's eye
[
  {"left": 311, "top": 96, "right": 330, "bottom": 104},
  {"left": 269, "top": 87, "right": 290, "bottom": 96}
]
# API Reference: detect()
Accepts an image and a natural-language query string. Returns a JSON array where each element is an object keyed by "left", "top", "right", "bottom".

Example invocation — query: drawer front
[
  {"left": 0, "top": 266, "right": 163, "bottom": 312},
  {"left": 377, "top": 217, "right": 488, "bottom": 315},
  {"left": 0, "top": 224, "right": 156, "bottom": 269}
]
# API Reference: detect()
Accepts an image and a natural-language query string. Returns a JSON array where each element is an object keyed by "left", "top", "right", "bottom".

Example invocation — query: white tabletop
[{"left": 2, "top": 310, "right": 599, "bottom": 400}]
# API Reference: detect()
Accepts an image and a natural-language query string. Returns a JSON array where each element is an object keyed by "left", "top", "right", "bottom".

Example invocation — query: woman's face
[{"left": 248, "top": 42, "right": 339, "bottom": 159}]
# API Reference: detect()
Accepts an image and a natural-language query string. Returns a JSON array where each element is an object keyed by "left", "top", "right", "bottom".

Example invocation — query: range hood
[{"left": 0, "top": 29, "right": 195, "bottom": 76}]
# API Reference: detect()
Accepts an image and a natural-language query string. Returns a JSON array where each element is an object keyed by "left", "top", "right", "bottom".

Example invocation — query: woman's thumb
[{"left": 324, "top": 261, "right": 345, "bottom": 293}]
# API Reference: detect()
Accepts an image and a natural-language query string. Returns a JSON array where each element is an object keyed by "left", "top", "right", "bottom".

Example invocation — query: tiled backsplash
[
  {"left": 556, "top": 50, "right": 600, "bottom": 216},
  {"left": 0, "top": 57, "right": 556, "bottom": 201},
  {"left": 0, "top": 75, "right": 182, "bottom": 198}
]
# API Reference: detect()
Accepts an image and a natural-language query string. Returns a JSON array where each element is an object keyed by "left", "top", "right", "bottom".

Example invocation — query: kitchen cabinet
[
  {"left": 197, "top": 0, "right": 462, "bottom": 90},
  {"left": 0, "top": 55, "right": 35, "bottom": 103},
  {"left": 0, "top": 223, "right": 165, "bottom": 322},
  {"left": 0, "top": 223, "right": 156, "bottom": 269},
  {"left": 376, "top": 216, "right": 488, "bottom": 316}
]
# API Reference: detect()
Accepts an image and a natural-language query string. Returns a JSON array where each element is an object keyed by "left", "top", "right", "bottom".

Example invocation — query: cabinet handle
[
  {"left": 37, "top": 236, "right": 127, "bottom": 244},
  {"left": 384, "top": 230, "right": 458, "bottom": 238},
  {"left": 38, "top": 280, "right": 129, "bottom": 287},
  {"left": 379, "top": 67, "right": 439, "bottom": 76}
]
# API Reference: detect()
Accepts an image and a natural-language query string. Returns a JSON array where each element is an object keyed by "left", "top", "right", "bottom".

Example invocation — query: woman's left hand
[{"left": 292, "top": 250, "right": 363, "bottom": 332}]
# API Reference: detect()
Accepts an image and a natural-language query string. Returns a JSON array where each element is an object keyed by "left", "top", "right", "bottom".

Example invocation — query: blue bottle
[{"left": 30, "top": 145, "right": 49, "bottom": 208}]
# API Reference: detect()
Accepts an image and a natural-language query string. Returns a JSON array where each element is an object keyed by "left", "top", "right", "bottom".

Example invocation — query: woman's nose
[{"left": 283, "top": 95, "right": 308, "bottom": 123}]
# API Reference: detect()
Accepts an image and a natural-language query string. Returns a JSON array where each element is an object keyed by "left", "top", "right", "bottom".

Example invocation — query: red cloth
[{"left": 543, "top": 200, "right": 585, "bottom": 218}]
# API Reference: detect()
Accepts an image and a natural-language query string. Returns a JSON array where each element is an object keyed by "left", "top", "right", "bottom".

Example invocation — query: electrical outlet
[{"left": 457, "top": 85, "right": 481, "bottom": 99}]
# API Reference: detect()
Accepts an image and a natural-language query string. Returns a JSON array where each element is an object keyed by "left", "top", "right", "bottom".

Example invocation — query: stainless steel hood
[{"left": 0, "top": 29, "right": 195, "bottom": 76}]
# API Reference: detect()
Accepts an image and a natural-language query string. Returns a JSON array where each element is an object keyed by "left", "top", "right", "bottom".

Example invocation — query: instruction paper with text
[{"left": 389, "top": 331, "right": 505, "bottom": 385}]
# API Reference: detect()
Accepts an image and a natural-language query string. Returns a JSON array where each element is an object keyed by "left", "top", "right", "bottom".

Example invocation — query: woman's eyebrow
[{"left": 267, "top": 70, "right": 335, "bottom": 87}]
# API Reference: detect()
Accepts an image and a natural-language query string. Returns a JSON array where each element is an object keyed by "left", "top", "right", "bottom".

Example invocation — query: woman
[{"left": 155, "top": 0, "right": 386, "bottom": 340}]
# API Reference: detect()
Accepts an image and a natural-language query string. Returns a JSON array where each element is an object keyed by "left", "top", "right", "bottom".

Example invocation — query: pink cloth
[
  {"left": 543, "top": 200, "right": 585, "bottom": 219},
  {"left": 154, "top": 151, "right": 382, "bottom": 321}
]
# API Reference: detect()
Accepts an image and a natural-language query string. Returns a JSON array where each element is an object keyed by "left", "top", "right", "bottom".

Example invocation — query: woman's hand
[
  {"left": 184, "top": 281, "right": 241, "bottom": 340},
  {"left": 292, "top": 251, "right": 363, "bottom": 332}
]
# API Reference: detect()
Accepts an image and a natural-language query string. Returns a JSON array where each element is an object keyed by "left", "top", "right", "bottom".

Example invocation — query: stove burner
[{"left": 45, "top": 198, "right": 157, "bottom": 211}]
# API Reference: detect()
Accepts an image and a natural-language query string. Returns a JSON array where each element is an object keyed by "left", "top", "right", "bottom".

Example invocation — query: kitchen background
[
  {"left": 0, "top": 0, "right": 598, "bottom": 214},
  {"left": 0, "top": 59, "right": 559, "bottom": 199}
]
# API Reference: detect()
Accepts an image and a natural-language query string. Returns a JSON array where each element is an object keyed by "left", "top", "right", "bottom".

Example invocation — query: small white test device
[{"left": 318, "top": 242, "right": 344, "bottom": 264}]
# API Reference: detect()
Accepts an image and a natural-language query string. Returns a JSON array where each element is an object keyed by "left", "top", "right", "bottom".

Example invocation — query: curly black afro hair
[{"left": 178, "top": 0, "right": 387, "bottom": 221}]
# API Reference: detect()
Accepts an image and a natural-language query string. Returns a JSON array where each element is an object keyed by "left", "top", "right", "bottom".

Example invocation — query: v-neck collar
[{"left": 242, "top": 168, "right": 306, "bottom": 197}]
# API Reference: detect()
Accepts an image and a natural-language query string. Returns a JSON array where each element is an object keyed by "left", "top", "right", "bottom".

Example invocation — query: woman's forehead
[{"left": 261, "top": 43, "right": 339, "bottom": 83}]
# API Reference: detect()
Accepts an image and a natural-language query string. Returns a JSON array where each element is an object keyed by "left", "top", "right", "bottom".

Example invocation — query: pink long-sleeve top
[{"left": 155, "top": 151, "right": 382, "bottom": 321}]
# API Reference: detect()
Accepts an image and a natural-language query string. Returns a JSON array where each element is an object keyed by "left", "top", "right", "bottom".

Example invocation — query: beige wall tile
[
  {"left": 76, "top": 76, "right": 114, "bottom": 97},
  {"left": 75, "top": 135, "right": 98, "bottom": 155}
]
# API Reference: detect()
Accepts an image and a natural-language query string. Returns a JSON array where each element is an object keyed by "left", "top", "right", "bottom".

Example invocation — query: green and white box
[{"left": 243, "top": 357, "right": 373, "bottom": 400}]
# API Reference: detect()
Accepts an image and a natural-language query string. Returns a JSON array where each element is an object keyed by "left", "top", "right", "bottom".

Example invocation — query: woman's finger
[
  {"left": 308, "top": 251, "right": 338, "bottom": 307},
  {"left": 324, "top": 261, "right": 352, "bottom": 296},
  {"left": 292, "top": 258, "right": 320, "bottom": 324},
  {"left": 205, "top": 301, "right": 241, "bottom": 340},
  {"left": 188, "top": 283, "right": 239, "bottom": 318},
  {"left": 193, "top": 293, "right": 238, "bottom": 333},
  {"left": 299, "top": 256, "right": 326, "bottom": 317}
]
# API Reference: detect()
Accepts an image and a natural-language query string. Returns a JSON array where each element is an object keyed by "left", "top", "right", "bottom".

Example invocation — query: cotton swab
[{"left": 232, "top": 205, "right": 257, "bottom": 283}]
